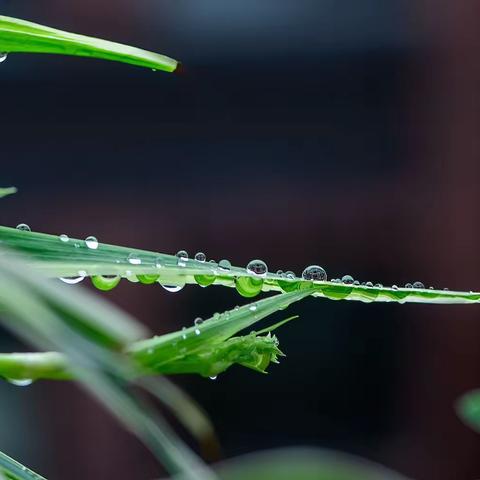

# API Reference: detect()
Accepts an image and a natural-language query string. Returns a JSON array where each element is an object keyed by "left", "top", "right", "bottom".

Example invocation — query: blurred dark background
[{"left": 1, "top": 1, "right": 480, "bottom": 479}]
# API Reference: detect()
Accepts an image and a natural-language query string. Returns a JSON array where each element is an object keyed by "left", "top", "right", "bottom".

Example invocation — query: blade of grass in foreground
[
  {"left": 1, "top": 226, "right": 479, "bottom": 305},
  {"left": 0, "top": 16, "right": 177, "bottom": 72},
  {"left": 0, "top": 253, "right": 215, "bottom": 480}
]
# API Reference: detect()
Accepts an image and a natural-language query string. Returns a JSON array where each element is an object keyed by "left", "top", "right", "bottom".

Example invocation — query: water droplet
[
  {"left": 194, "top": 317, "right": 203, "bottom": 326},
  {"left": 276, "top": 270, "right": 284, "bottom": 276},
  {"left": 85, "top": 236, "right": 98, "bottom": 249},
  {"left": 181, "top": 327, "right": 187, "bottom": 340},
  {"left": 16, "top": 223, "right": 30, "bottom": 232},
  {"left": 218, "top": 259, "right": 231, "bottom": 271},
  {"left": 235, "top": 276, "right": 263, "bottom": 297},
  {"left": 405, "top": 283, "right": 413, "bottom": 288},
  {"left": 375, "top": 283, "right": 383, "bottom": 288},
  {"left": 246, "top": 259, "right": 268, "bottom": 277},
  {"left": 302, "top": 265, "right": 327, "bottom": 281},
  {"left": 353, "top": 280, "right": 360, "bottom": 285},
  {"left": 127, "top": 253, "right": 142, "bottom": 265},
  {"left": 413, "top": 281, "right": 425, "bottom": 289},
  {"left": 160, "top": 283, "right": 185, "bottom": 293},
  {"left": 392, "top": 285, "right": 399, "bottom": 290},
  {"left": 249, "top": 304, "right": 257, "bottom": 312},
  {"left": 341, "top": 275, "right": 354, "bottom": 285},
  {"left": 429, "top": 286, "right": 434, "bottom": 290},
  {"left": 285, "top": 271, "right": 296, "bottom": 279},
  {"left": 155, "top": 257, "right": 164, "bottom": 268},
  {"left": 331, "top": 278, "right": 340, "bottom": 283},
  {"left": 443, "top": 287, "right": 449, "bottom": 291},
  {"left": 91, "top": 275, "right": 120, "bottom": 291},
  {"left": 59, "top": 274, "right": 85, "bottom": 284},
  {"left": 7, "top": 378, "right": 33, "bottom": 386},
  {"left": 0, "top": 53, "right": 8, "bottom": 63},
  {"left": 176, "top": 250, "right": 188, "bottom": 267},
  {"left": 194, "top": 252, "right": 206, "bottom": 262},
  {"left": 365, "top": 281, "right": 373, "bottom": 287},
  {"left": 194, "top": 328, "right": 201, "bottom": 335},
  {"left": 137, "top": 274, "right": 159, "bottom": 284},
  {"left": 209, "top": 376, "right": 217, "bottom": 380}
]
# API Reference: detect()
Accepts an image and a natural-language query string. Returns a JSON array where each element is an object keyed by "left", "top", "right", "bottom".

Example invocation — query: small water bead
[
  {"left": 276, "top": 270, "right": 284, "bottom": 276},
  {"left": 16, "top": 223, "right": 31, "bottom": 232},
  {"left": 155, "top": 257, "right": 164, "bottom": 269},
  {"left": 59, "top": 234, "right": 69, "bottom": 243},
  {"left": 366, "top": 281, "right": 373, "bottom": 287},
  {"left": 246, "top": 259, "right": 268, "bottom": 277},
  {"left": 160, "top": 283, "right": 185, "bottom": 293},
  {"left": 353, "top": 280, "right": 360, "bottom": 285},
  {"left": 176, "top": 250, "right": 188, "bottom": 267},
  {"left": 7, "top": 378, "right": 33, "bottom": 387},
  {"left": 249, "top": 304, "right": 257, "bottom": 312},
  {"left": 341, "top": 275, "right": 354, "bottom": 285},
  {"left": 443, "top": 287, "right": 449, "bottom": 291},
  {"left": 209, "top": 376, "right": 217, "bottom": 380},
  {"left": 375, "top": 283, "right": 383, "bottom": 288},
  {"left": 285, "top": 271, "right": 296, "bottom": 279},
  {"left": 302, "top": 265, "right": 327, "bottom": 281},
  {"left": 91, "top": 275, "right": 120, "bottom": 291},
  {"left": 194, "top": 252, "right": 206, "bottom": 262},
  {"left": 127, "top": 253, "right": 142, "bottom": 265},
  {"left": 218, "top": 259, "right": 231, "bottom": 271},
  {"left": 405, "top": 283, "right": 413, "bottom": 288},
  {"left": 392, "top": 285, "right": 399, "bottom": 290},
  {"left": 413, "top": 281, "right": 425, "bottom": 289},
  {"left": 181, "top": 327, "right": 187, "bottom": 340},
  {"left": 85, "top": 236, "right": 98, "bottom": 250},
  {"left": 194, "top": 317, "right": 204, "bottom": 326},
  {"left": 0, "top": 53, "right": 8, "bottom": 63},
  {"left": 195, "top": 327, "right": 201, "bottom": 335}
]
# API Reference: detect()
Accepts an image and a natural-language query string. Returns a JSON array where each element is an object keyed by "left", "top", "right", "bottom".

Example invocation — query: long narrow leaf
[{"left": 0, "top": 16, "right": 177, "bottom": 72}]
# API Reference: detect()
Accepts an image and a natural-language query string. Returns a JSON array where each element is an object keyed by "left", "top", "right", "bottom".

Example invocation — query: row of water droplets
[{"left": 15, "top": 224, "right": 448, "bottom": 293}]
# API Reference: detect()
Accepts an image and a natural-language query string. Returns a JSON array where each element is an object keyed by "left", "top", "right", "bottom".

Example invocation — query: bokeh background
[{"left": 1, "top": 1, "right": 480, "bottom": 479}]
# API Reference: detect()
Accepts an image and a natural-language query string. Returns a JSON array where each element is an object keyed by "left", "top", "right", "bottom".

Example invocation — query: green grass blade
[
  {"left": 0, "top": 450, "right": 46, "bottom": 480},
  {"left": 1, "top": 226, "right": 478, "bottom": 305},
  {"left": 0, "top": 253, "right": 216, "bottom": 480},
  {"left": 0, "top": 188, "right": 17, "bottom": 199},
  {"left": 0, "top": 16, "right": 178, "bottom": 72}
]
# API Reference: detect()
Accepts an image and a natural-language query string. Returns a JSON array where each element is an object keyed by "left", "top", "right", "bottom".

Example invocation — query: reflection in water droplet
[
  {"left": 302, "top": 265, "right": 327, "bottom": 281},
  {"left": 91, "top": 275, "right": 120, "bottom": 291},
  {"left": 276, "top": 270, "right": 284, "bottom": 276},
  {"left": 16, "top": 223, "right": 30, "bottom": 232},
  {"left": 0, "top": 53, "right": 8, "bottom": 63},
  {"left": 353, "top": 280, "right": 360, "bottom": 285},
  {"left": 7, "top": 378, "right": 33, "bottom": 387},
  {"left": 246, "top": 259, "right": 268, "bottom": 277},
  {"left": 194, "top": 252, "right": 206, "bottom": 262},
  {"left": 342, "top": 275, "right": 354, "bottom": 284},
  {"left": 128, "top": 253, "right": 142, "bottom": 265},
  {"left": 375, "top": 283, "right": 383, "bottom": 288},
  {"left": 59, "top": 234, "right": 69, "bottom": 243},
  {"left": 413, "top": 281, "right": 425, "bottom": 289},
  {"left": 85, "top": 236, "right": 98, "bottom": 249},
  {"left": 176, "top": 250, "right": 188, "bottom": 267}
]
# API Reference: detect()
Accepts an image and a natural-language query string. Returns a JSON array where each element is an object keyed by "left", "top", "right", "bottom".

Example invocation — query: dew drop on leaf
[
  {"left": 218, "top": 259, "right": 231, "bottom": 271},
  {"left": 413, "top": 281, "right": 425, "bottom": 289},
  {"left": 246, "top": 259, "right": 268, "bottom": 277},
  {"left": 127, "top": 253, "right": 142, "bottom": 265},
  {"left": 7, "top": 378, "right": 33, "bottom": 387},
  {"left": 59, "top": 234, "right": 69, "bottom": 243},
  {"left": 176, "top": 250, "right": 188, "bottom": 267},
  {"left": 16, "top": 223, "right": 30, "bottom": 232},
  {"left": 341, "top": 275, "right": 354, "bottom": 284},
  {"left": 59, "top": 274, "right": 85, "bottom": 284},
  {"left": 160, "top": 283, "right": 184, "bottom": 293},
  {"left": 405, "top": 283, "right": 413, "bottom": 288},
  {"left": 91, "top": 275, "right": 121, "bottom": 291},
  {"left": 194, "top": 317, "right": 203, "bottom": 326},
  {"left": 85, "top": 235, "right": 98, "bottom": 250},
  {"left": 194, "top": 252, "right": 206, "bottom": 262},
  {"left": 302, "top": 265, "right": 327, "bottom": 281},
  {"left": 0, "top": 53, "right": 7, "bottom": 63}
]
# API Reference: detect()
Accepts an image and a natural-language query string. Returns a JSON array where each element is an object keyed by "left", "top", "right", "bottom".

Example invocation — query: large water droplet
[
  {"left": 59, "top": 234, "right": 69, "bottom": 243},
  {"left": 246, "top": 259, "right": 268, "bottom": 277},
  {"left": 341, "top": 275, "right": 354, "bottom": 285},
  {"left": 413, "top": 281, "right": 425, "bottom": 289},
  {"left": 137, "top": 273, "right": 160, "bottom": 285},
  {"left": 16, "top": 223, "right": 30, "bottom": 232},
  {"left": 91, "top": 275, "right": 120, "bottom": 291},
  {"left": 0, "top": 53, "right": 7, "bottom": 63},
  {"left": 194, "top": 327, "right": 201, "bottom": 335},
  {"left": 127, "top": 253, "right": 142, "bottom": 265},
  {"left": 7, "top": 378, "right": 33, "bottom": 387},
  {"left": 302, "top": 265, "right": 327, "bottom": 281},
  {"left": 85, "top": 236, "right": 98, "bottom": 249},
  {"left": 194, "top": 252, "right": 206, "bottom": 262},
  {"left": 365, "top": 281, "right": 373, "bottom": 287},
  {"left": 235, "top": 276, "right": 263, "bottom": 297},
  {"left": 218, "top": 259, "right": 231, "bottom": 271}
]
